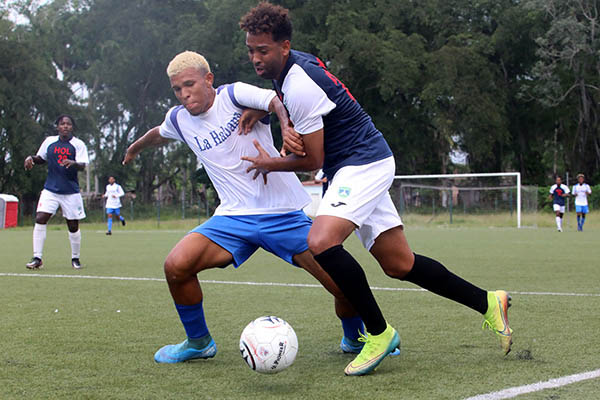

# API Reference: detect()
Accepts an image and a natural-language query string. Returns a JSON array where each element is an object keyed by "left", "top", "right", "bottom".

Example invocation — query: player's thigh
[
  {"left": 370, "top": 225, "right": 414, "bottom": 279},
  {"left": 59, "top": 193, "right": 86, "bottom": 220},
  {"left": 36, "top": 189, "right": 59, "bottom": 216},
  {"left": 311, "top": 157, "right": 395, "bottom": 253},
  {"left": 165, "top": 232, "right": 233, "bottom": 276}
]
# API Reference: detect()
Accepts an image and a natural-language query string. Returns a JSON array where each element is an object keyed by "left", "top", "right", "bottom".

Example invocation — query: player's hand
[
  {"left": 281, "top": 124, "right": 305, "bottom": 157},
  {"left": 241, "top": 140, "right": 271, "bottom": 184},
  {"left": 61, "top": 159, "right": 77, "bottom": 168},
  {"left": 238, "top": 109, "right": 269, "bottom": 135},
  {"left": 122, "top": 149, "right": 138, "bottom": 165},
  {"left": 24, "top": 156, "right": 34, "bottom": 170}
]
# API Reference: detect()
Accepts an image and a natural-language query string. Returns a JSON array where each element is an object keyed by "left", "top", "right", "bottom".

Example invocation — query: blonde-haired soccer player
[{"left": 123, "top": 51, "right": 374, "bottom": 363}]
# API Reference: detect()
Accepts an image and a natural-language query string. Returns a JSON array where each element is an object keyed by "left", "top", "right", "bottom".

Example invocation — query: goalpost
[{"left": 392, "top": 172, "right": 526, "bottom": 228}]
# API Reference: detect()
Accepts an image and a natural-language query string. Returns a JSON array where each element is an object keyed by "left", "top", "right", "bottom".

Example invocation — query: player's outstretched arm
[{"left": 123, "top": 126, "right": 171, "bottom": 165}]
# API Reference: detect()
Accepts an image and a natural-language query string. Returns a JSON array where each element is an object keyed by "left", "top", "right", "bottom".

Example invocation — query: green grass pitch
[{"left": 1, "top": 220, "right": 599, "bottom": 399}]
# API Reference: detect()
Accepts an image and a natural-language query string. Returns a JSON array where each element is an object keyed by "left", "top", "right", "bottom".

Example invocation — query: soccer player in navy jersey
[
  {"left": 123, "top": 51, "right": 370, "bottom": 364},
  {"left": 240, "top": 2, "right": 512, "bottom": 375},
  {"left": 24, "top": 115, "right": 89, "bottom": 270},
  {"left": 549, "top": 176, "right": 570, "bottom": 232}
]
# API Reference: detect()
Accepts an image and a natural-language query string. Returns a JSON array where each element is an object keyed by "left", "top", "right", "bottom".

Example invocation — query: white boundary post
[{"left": 394, "top": 172, "right": 522, "bottom": 228}]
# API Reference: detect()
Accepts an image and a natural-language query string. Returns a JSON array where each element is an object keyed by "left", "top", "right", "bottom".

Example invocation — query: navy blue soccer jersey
[
  {"left": 36, "top": 135, "right": 89, "bottom": 194},
  {"left": 549, "top": 184, "right": 570, "bottom": 206},
  {"left": 272, "top": 50, "right": 392, "bottom": 179}
]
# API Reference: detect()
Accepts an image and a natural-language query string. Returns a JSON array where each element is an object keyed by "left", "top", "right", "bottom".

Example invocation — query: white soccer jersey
[
  {"left": 105, "top": 183, "right": 125, "bottom": 209},
  {"left": 572, "top": 183, "right": 591, "bottom": 206},
  {"left": 159, "top": 82, "right": 311, "bottom": 215}
]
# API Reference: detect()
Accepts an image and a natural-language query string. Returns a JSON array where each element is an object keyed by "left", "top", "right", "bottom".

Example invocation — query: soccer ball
[{"left": 239, "top": 316, "right": 298, "bottom": 374}]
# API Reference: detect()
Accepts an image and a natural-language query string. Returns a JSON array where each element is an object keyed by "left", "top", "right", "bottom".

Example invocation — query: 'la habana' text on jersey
[
  {"left": 159, "top": 82, "right": 310, "bottom": 216},
  {"left": 36, "top": 135, "right": 89, "bottom": 194},
  {"left": 549, "top": 184, "right": 570, "bottom": 206},
  {"left": 272, "top": 50, "right": 392, "bottom": 180}
]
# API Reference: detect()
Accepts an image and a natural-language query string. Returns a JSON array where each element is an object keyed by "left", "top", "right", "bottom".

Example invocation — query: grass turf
[{"left": 1, "top": 220, "right": 599, "bottom": 399}]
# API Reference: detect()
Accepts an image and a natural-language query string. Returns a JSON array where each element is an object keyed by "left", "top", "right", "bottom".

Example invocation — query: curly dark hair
[
  {"left": 54, "top": 114, "right": 76, "bottom": 129},
  {"left": 239, "top": 2, "right": 292, "bottom": 42}
]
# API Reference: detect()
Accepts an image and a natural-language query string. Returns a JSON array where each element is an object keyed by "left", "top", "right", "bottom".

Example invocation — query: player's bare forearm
[
  {"left": 241, "top": 139, "right": 322, "bottom": 179},
  {"left": 123, "top": 127, "right": 170, "bottom": 164},
  {"left": 268, "top": 96, "right": 290, "bottom": 128},
  {"left": 268, "top": 97, "right": 305, "bottom": 157}
]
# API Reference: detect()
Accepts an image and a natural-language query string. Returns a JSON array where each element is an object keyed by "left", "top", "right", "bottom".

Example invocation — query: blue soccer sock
[
  {"left": 119, "top": 215, "right": 125, "bottom": 221},
  {"left": 341, "top": 316, "right": 365, "bottom": 342},
  {"left": 175, "top": 302, "right": 212, "bottom": 348},
  {"left": 577, "top": 216, "right": 581, "bottom": 230},
  {"left": 107, "top": 217, "right": 113, "bottom": 232},
  {"left": 581, "top": 216, "right": 586, "bottom": 229}
]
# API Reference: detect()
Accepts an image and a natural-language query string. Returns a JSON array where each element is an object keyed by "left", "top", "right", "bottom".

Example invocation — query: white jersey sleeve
[
  {"left": 563, "top": 184, "right": 570, "bottom": 194},
  {"left": 36, "top": 136, "right": 57, "bottom": 160},
  {"left": 549, "top": 184, "right": 557, "bottom": 194},
  {"left": 231, "top": 82, "right": 276, "bottom": 112},
  {"left": 159, "top": 107, "right": 184, "bottom": 142},
  {"left": 72, "top": 138, "right": 89, "bottom": 164},
  {"left": 283, "top": 64, "right": 336, "bottom": 135}
]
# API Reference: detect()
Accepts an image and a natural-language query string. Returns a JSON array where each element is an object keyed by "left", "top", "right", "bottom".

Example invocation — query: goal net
[{"left": 391, "top": 173, "right": 538, "bottom": 228}]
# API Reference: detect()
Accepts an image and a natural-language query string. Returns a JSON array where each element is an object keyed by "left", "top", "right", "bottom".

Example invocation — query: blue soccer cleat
[
  {"left": 154, "top": 338, "right": 217, "bottom": 363},
  {"left": 341, "top": 336, "right": 400, "bottom": 356}
]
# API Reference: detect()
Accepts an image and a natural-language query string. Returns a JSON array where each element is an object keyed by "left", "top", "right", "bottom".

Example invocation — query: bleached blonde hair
[{"left": 166, "top": 51, "right": 211, "bottom": 78}]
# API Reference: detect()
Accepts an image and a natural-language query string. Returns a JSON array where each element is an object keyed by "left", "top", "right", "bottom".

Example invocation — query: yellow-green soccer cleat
[
  {"left": 344, "top": 324, "right": 400, "bottom": 376},
  {"left": 483, "top": 290, "right": 513, "bottom": 355}
]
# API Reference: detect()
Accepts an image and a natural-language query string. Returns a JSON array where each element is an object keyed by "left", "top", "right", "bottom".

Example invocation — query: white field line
[
  {"left": 1, "top": 273, "right": 599, "bottom": 297},
  {"left": 464, "top": 368, "right": 600, "bottom": 400}
]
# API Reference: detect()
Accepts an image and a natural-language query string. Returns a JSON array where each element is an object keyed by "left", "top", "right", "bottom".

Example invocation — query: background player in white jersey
[
  {"left": 549, "top": 176, "right": 570, "bottom": 232},
  {"left": 103, "top": 176, "right": 126, "bottom": 235},
  {"left": 572, "top": 173, "right": 592, "bottom": 231},
  {"left": 123, "top": 51, "right": 366, "bottom": 364},
  {"left": 240, "top": 2, "right": 512, "bottom": 376},
  {"left": 23, "top": 115, "right": 89, "bottom": 270}
]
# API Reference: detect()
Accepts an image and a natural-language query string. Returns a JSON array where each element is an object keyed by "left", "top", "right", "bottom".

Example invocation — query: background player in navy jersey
[
  {"left": 549, "top": 176, "right": 570, "bottom": 232},
  {"left": 24, "top": 115, "right": 89, "bottom": 270},
  {"left": 123, "top": 51, "right": 369, "bottom": 364},
  {"left": 240, "top": 2, "right": 512, "bottom": 376}
]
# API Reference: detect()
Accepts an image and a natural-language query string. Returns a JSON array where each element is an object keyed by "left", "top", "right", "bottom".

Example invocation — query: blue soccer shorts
[
  {"left": 106, "top": 207, "right": 121, "bottom": 215},
  {"left": 190, "top": 210, "right": 312, "bottom": 268},
  {"left": 576, "top": 205, "right": 589, "bottom": 213}
]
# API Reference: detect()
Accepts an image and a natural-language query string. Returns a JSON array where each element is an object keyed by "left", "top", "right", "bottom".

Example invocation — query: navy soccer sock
[
  {"left": 404, "top": 254, "right": 488, "bottom": 315},
  {"left": 314, "top": 245, "right": 387, "bottom": 335}
]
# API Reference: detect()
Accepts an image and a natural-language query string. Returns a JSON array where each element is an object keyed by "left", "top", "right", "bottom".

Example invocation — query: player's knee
[
  {"left": 107, "top": 213, "right": 113, "bottom": 218},
  {"left": 163, "top": 254, "right": 192, "bottom": 284},
  {"left": 381, "top": 254, "right": 414, "bottom": 280},
  {"left": 307, "top": 234, "right": 337, "bottom": 256}
]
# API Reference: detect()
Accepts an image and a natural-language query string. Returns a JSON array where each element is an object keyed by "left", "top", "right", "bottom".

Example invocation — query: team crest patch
[{"left": 338, "top": 187, "right": 351, "bottom": 198}]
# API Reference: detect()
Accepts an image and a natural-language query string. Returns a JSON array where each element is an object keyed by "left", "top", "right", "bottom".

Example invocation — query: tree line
[{"left": 1, "top": 0, "right": 599, "bottom": 210}]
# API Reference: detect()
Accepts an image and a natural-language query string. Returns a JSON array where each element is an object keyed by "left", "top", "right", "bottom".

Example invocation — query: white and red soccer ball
[{"left": 239, "top": 316, "right": 298, "bottom": 374}]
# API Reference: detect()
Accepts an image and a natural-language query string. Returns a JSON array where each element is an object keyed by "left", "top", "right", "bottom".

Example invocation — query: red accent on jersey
[{"left": 315, "top": 58, "right": 356, "bottom": 102}]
